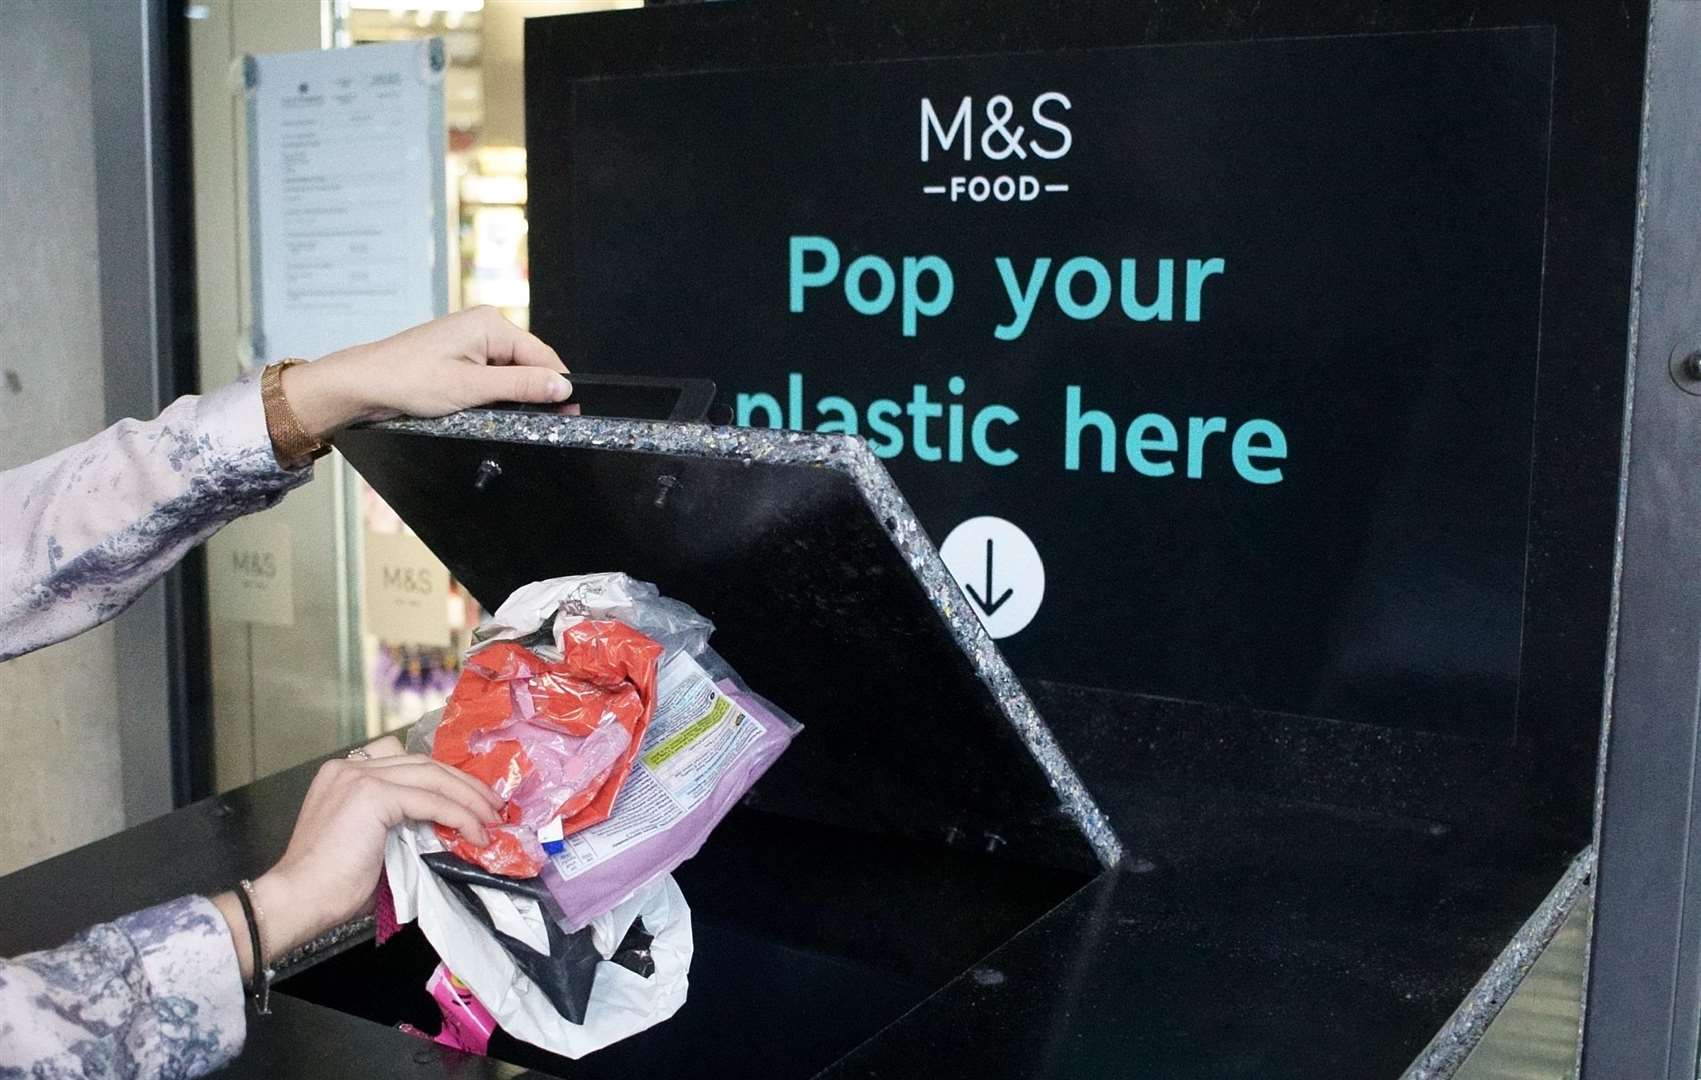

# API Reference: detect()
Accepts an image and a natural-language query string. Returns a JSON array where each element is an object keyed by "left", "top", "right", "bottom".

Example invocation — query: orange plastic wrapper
[{"left": 431, "top": 623, "right": 663, "bottom": 876}]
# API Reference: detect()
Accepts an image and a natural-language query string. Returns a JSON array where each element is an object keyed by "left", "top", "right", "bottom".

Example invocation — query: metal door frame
[
  {"left": 87, "top": 0, "right": 210, "bottom": 818},
  {"left": 1580, "top": 2, "right": 1701, "bottom": 1076}
]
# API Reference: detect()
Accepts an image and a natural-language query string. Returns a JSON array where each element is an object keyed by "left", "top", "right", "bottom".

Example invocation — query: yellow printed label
[{"left": 644, "top": 697, "right": 730, "bottom": 770}]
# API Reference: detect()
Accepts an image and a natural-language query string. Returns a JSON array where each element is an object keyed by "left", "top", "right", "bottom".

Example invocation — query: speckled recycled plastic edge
[
  {"left": 369, "top": 410, "right": 1124, "bottom": 870},
  {"left": 275, "top": 914, "right": 376, "bottom": 980},
  {"left": 1399, "top": 847, "right": 1595, "bottom": 1080}
]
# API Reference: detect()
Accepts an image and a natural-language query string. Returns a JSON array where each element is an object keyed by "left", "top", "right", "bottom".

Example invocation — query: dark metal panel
[
  {"left": 1580, "top": 2, "right": 1701, "bottom": 1077},
  {"left": 334, "top": 421, "right": 1107, "bottom": 873},
  {"left": 525, "top": 0, "right": 1650, "bottom": 850}
]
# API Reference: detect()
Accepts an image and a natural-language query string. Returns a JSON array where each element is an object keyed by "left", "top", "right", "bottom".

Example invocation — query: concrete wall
[{"left": 0, "top": 0, "right": 125, "bottom": 875}]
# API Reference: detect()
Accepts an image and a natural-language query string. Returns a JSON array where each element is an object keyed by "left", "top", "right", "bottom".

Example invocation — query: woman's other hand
[
  {"left": 212, "top": 735, "right": 503, "bottom": 976},
  {"left": 280, "top": 307, "right": 572, "bottom": 440}
]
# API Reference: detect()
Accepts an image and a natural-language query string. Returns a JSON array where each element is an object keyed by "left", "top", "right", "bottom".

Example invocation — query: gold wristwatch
[{"left": 260, "top": 359, "right": 330, "bottom": 468}]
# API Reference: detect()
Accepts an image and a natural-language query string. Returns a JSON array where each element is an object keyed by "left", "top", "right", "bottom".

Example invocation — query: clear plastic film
[{"left": 473, "top": 572, "right": 714, "bottom": 660}]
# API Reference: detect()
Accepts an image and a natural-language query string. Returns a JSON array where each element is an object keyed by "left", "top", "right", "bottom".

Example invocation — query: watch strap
[{"left": 260, "top": 359, "right": 329, "bottom": 468}]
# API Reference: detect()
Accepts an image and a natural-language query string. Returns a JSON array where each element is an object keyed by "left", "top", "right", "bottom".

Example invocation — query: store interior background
[{"left": 0, "top": 0, "right": 641, "bottom": 877}]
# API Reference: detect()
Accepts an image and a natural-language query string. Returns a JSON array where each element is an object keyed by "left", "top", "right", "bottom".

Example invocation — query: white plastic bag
[
  {"left": 384, "top": 822, "right": 693, "bottom": 1058},
  {"left": 474, "top": 571, "right": 714, "bottom": 659}
]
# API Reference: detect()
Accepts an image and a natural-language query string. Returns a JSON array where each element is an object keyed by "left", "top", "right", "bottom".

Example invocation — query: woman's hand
[
  {"left": 212, "top": 735, "right": 503, "bottom": 978},
  {"left": 279, "top": 307, "right": 572, "bottom": 440}
]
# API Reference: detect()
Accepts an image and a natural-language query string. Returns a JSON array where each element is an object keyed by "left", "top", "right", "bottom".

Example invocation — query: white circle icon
[{"left": 940, "top": 516, "right": 1045, "bottom": 639}]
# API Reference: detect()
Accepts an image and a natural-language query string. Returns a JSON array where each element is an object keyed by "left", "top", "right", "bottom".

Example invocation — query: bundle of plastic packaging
[
  {"left": 390, "top": 573, "right": 801, "bottom": 1056},
  {"left": 459, "top": 573, "right": 804, "bottom": 928}
]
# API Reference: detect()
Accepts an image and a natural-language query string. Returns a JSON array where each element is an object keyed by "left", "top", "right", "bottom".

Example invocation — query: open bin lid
[{"left": 336, "top": 406, "right": 1121, "bottom": 877}]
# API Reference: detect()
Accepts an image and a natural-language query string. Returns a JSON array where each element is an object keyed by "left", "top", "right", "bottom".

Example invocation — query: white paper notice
[{"left": 247, "top": 40, "right": 444, "bottom": 364}]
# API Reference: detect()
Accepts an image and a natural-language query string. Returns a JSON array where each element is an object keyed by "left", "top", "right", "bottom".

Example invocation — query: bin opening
[
  {"left": 309, "top": 410, "right": 1118, "bottom": 1074},
  {"left": 279, "top": 803, "right": 1093, "bottom": 1078},
  {"left": 333, "top": 417, "right": 1115, "bottom": 878}
]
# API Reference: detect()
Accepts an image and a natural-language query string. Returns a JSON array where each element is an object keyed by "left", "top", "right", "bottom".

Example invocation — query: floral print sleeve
[
  {"left": 0, "top": 373, "right": 310, "bottom": 661},
  {"left": 0, "top": 895, "right": 246, "bottom": 1078}
]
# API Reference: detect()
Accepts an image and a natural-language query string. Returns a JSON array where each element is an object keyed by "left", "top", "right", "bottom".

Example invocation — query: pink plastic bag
[{"left": 427, "top": 963, "right": 498, "bottom": 1055}]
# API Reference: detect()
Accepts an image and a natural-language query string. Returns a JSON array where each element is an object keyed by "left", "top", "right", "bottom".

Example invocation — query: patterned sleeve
[
  {"left": 0, "top": 373, "right": 311, "bottom": 661},
  {"left": 0, "top": 895, "right": 247, "bottom": 1078}
]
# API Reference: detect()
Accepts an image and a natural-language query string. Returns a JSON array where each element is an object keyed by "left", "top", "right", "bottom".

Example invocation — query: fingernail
[{"left": 550, "top": 375, "right": 572, "bottom": 401}]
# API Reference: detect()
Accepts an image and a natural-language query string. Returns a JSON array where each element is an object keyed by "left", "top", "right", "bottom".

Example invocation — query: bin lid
[{"left": 337, "top": 408, "right": 1120, "bottom": 875}]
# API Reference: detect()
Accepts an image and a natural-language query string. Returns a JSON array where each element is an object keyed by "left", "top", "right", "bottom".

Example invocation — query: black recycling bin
[
  {"left": 0, "top": 3, "right": 1693, "bottom": 1078},
  {"left": 290, "top": 394, "right": 1120, "bottom": 1079}
]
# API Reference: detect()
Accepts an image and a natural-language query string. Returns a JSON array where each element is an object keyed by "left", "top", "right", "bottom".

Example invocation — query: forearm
[
  {"left": 0, "top": 896, "right": 247, "bottom": 1079},
  {"left": 0, "top": 374, "right": 309, "bottom": 660},
  {"left": 0, "top": 310, "right": 573, "bottom": 664}
]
